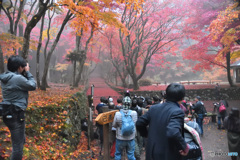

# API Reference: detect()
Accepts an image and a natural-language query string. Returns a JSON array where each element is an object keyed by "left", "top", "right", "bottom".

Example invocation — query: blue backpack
[{"left": 120, "top": 110, "right": 135, "bottom": 136}]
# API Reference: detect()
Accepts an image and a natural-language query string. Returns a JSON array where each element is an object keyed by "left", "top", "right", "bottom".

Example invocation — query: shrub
[
  {"left": 0, "top": 90, "right": 88, "bottom": 159},
  {"left": 139, "top": 79, "right": 152, "bottom": 86}
]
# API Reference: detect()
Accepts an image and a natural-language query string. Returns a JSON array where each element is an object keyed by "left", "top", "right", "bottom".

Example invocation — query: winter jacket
[
  {"left": 191, "top": 101, "right": 205, "bottom": 115},
  {"left": 215, "top": 100, "right": 228, "bottom": 117},
  {"left": 0, "top": 71, "right": 36, "bottom": 110},
  {"left": 183, "top": 123, "right": 204, "bottom": 160},
  {"left": 136, "top": 101, "right": 187, "bottom": 160},
  {"left": 112, "top": 109, "right": 137, "bottom": 140},
  {"left": 96, "top": 102, "right": 106, "bottom": 114}
]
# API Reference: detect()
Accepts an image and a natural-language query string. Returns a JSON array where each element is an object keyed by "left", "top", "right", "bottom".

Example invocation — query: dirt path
[
  {"left": 201, "top": 122, "right": 230, "bottom": 160},
  {"left": 201, "top": 100, "right": 240, "bottom": 160}
]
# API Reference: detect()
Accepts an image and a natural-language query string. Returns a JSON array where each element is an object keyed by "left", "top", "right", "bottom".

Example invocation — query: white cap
[{"left": 109, "top": 97, "right": 113, "bottom": 102}]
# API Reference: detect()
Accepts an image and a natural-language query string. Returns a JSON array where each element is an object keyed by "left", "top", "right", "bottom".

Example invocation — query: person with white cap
[
  {"left": 108, "top": 96, "right": 115, "bottom": 109},
  {"left": 112, "top": 96, "right": 137, "bottom": 160}
]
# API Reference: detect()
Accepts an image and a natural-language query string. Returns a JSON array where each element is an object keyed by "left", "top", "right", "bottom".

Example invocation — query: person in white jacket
[{"left": 112, "top": 96, "right": 137, "bottom": 160}]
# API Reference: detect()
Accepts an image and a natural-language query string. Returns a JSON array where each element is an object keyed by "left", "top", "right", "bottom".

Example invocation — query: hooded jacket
[{"left": 0, "top": 71, "right": 36, "bottom": 110}]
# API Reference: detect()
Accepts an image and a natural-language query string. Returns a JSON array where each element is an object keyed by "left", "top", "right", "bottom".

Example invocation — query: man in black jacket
[
  {"left": 190, "top": 96, "right": 205, "bottom": 136},
  {"left": 136, "top": 83, "right": 189, "bottom": 160}
]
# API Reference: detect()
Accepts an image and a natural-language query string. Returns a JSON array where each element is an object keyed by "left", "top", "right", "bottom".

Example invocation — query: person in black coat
[
  {"left": 136, "top": 83, "right": 189, "bottom": 160},
  {"left": 224, "top": 108, "right": 240, "bottom": 160},
  {"left": 190, "top": 96, "right": 206, "bottom": 136}
]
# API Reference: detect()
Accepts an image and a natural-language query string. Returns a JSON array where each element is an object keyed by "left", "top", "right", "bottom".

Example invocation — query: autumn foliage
[
  {"left": 0, "top": 84, "right": 101, "bottom": 159},
  {"left": 60, "top": 0, "right": 143, "bottom": 35}
]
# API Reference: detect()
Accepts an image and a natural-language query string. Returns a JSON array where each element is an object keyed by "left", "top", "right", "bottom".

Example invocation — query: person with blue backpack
[{"left": 112, "top": 96, "right": 138, "bottom": 160}]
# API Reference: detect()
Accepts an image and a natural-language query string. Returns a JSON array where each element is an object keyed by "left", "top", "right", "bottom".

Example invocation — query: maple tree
[
  {"left": 0, "top": 0, "right": 56, "bottom": 77},
  {"left": 182, "top": 0, "right": 240, "bottom": 86},
  {"left": 65, "top": 28, "right": 103, "bottom": 88},
  {"left": 209, "top": 1, "right": 240, "bottom": 86},
  {"left": 0, "top": 0, "right": 144, "bottom": 90},
  {"left": 38, "top": 0, "right": 144, "bottom": 90},
  {"left": 73, "top": 28, "right": 94, "bottom": 88},
  {"left": 0, "top": 0, "right": 24, "bottom": 72},
  {"left": 1, "top": 0, "right": 52, "bottom": 59},
  {"left": 103, "top": 0, "right": 187, "bottom": 90},
  {"left": 39, "top": 8, "right": 73, "bottom": 90},
  {"left": 101, "top": 26, "right": 129, "bottom": 87},
  {"left": 58, "top": 0, "right": 144, "bottom": 88}
]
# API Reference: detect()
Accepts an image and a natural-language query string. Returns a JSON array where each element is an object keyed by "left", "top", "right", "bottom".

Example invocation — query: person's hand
[
  {"left": 179, "top": 150, "right": 188, "bottom": 156},
  {"left": 24, "top": 63, "right": 30, "bottom": 72},
  {"left": 179, "top": 144, "right": 189, "bottom": 156}
]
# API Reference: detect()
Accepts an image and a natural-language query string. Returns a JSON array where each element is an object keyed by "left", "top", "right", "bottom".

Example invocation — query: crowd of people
[{"left": 95, "top": 83, "right": 240, "bottom": 160}]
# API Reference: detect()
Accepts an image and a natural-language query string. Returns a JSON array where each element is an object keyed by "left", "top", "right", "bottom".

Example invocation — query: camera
[{"left": 21, "top": 70, "right": 28, "bottom": 79}]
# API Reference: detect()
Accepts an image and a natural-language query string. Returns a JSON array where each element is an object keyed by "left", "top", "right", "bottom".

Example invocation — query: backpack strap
[
  {"left": 120, "top": 110, "right": 124, "bottom": 116},
  {"left": 120, "top": 110, "right": 132, "bottom": 115},
  {"left": 128, "top": 110, "right": 132, "bottom": 116}
]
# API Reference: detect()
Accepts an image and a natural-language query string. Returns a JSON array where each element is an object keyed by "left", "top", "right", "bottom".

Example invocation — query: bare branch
[
  {"left": 27, "top": 0, "right": 37, "bottom": 16},
  {"left": 14, "top": 0, "right": 25, "bottom": 35}
]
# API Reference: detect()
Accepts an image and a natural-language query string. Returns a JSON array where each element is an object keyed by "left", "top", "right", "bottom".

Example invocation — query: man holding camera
[{"left": 0, "top": 55, "right": 36, "bottom": 160}]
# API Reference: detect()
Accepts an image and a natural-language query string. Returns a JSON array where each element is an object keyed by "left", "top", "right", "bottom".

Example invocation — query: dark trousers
[
  {"left": 196, "top": 114, "right": 203, "bottom": 135},
  {"left": 97, "top": 124, "right": 103, "bottom": 144},
  {"left": 3, "top": 112, "right": 25, "bottom": 160},
  {"left": 218, "top": 112, "right": 226, "bottom": 127}
]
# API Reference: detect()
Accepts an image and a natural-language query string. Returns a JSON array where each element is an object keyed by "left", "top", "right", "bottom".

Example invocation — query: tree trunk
[
  {"left": 119, "top": 69, "right": 128, "bottom": 88},
  {"left": 226, "top": 52, "right": 235, "bottom": 87},
  {"left": 122, "top": 81, "right": 127, "bottom": 88},
  {"left": 72, "top": 60, "right": 76, "bottom": 87},
  {"left": 115, "top": 72, "right": 118, "bottom": 86},
  {"left": 36, "top": 13, "right": 45, "bottom": 88},
  {"left": 132, "top": 78, "right": 139, "bottom": 90},
  {"left": 73, "top": 34, "right": 82, "bottom": 87},
  {"left": 0, "top": 45, "right": 4, "bottom": 73},
  {"left": 40, "top": 56, "right": 50, "bottom": 91},
  {"left": 22, "top": 0, "right": 49, "bottom": 60},
  {"left": 74, "top": 57, "right": 86, "bottom": 87},
  {"left": 18, "top": 23, "right": 24, "bottom": 56},
  {"left": 131, "top": 74, "right": 139, "bottom": 90},
  {"left": 40, "top": 11, "right": 72, "bottom": 90},
  {"left": 73, "top": 28, "right": 93, "bottom": 88}
]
